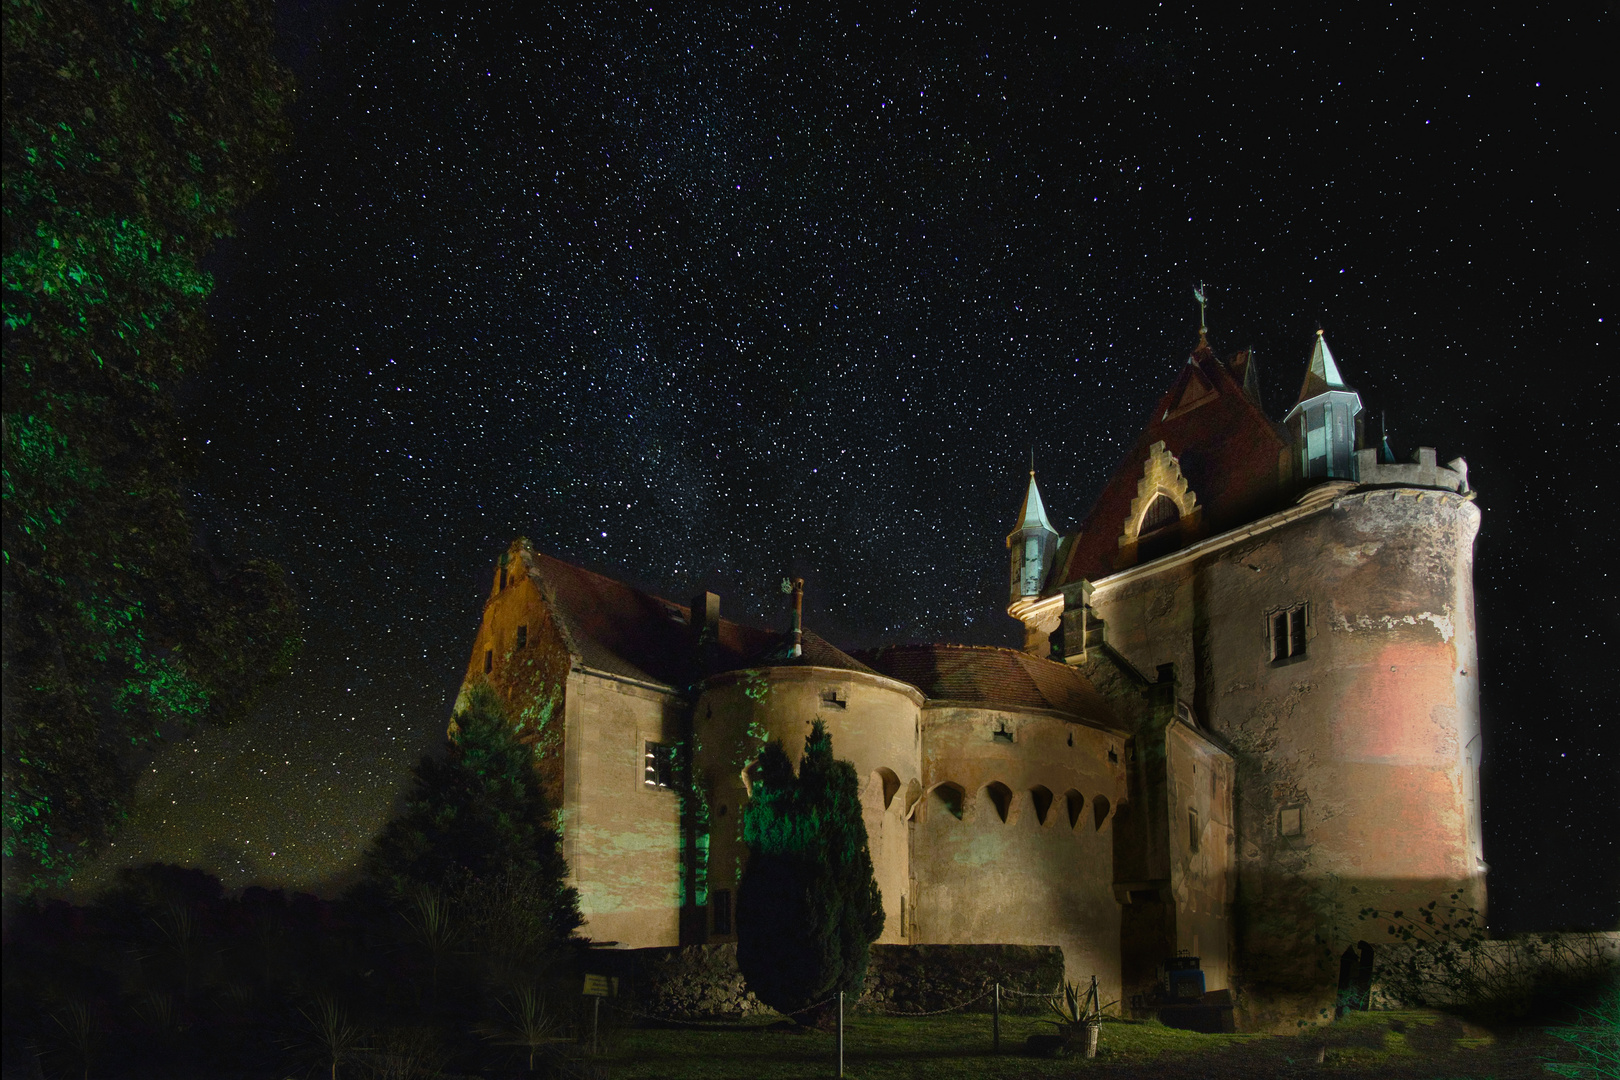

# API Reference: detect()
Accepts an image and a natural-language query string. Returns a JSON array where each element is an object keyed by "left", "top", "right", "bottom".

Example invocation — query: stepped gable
[
  {"left": 1058, "top": 340, "right": 1288, "bottom": 586},
  {"left": 854, "top": 644, "right": 1124, "bottom": 731}
]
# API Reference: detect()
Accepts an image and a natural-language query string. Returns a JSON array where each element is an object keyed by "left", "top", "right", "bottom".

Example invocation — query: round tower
[{"left": 693, "top": 649, "right": 924, "bottom": 946}]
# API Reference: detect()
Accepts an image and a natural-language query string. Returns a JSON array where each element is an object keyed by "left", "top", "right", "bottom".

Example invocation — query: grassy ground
[{"left": 588, "top": 1008, "right": 1579, "bottom": 1079}]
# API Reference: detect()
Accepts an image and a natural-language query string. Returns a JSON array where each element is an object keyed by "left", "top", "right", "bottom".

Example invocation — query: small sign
[{"left": 583, "top": 974, "right": 615, "bottom": 997}]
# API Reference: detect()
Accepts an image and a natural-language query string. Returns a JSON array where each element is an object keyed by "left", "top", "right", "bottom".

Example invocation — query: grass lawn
[{"left": 594, "top": 1008, "right": 1574, "bottom": 1079}]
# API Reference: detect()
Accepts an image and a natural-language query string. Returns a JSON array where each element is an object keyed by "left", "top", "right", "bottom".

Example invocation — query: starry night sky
[{"left": 71, "top": 6, "right": 1614, "bottom": 933}]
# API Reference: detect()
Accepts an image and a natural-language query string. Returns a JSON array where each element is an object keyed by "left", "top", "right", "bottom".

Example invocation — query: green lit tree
[
  {"left": 736, "top": 720, "right": 883, "bottom": 1022},
  {"left": 362, "top": 683, "right": 581, "bottom": 952},
  {"left": 2, "top": 0, "right": 298, "bottom": 893}
]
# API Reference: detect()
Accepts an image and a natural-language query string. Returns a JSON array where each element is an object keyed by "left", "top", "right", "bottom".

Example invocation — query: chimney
[
  {"left": 785, "top": 578, "right": 805, "bottom": 659},
  {"left": 691, "top": 591, "right": 720, "bottom": 672}
]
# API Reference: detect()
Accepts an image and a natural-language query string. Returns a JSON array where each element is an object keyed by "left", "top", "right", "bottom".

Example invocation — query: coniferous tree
[
  {"left": 362, "top": 684, "right": 581, "bottom": 952},
  {"left": 736, "top": 720, "right": 883, "bottom": 1020}
]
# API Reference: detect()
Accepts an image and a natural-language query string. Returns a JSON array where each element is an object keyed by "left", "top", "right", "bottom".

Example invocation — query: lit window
[
  {"left": 644, "top": 742, "right": 674, "bottom": 789},
  {"left": 1270, "top": 604, "right": 1309, "bottom": 663}
]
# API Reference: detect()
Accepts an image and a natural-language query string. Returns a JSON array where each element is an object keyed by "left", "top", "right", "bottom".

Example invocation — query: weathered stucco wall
[
  {"left": 457, "top": 553, "right": 574, "bottom": 804},
  {"left": 562, "top": 672, "right": 685, "bottom": 948},
  {"left": 1086, "top": 486, "right": 1483, "bottom": 1028},
  {"left": 913, "top": 704, "right": 1127, "bottom": 999},
  {"left": 694, "top": 666, "right": 923, "bottom": 947},
  {"left": 1166, "top": 720, "right": 1234, "bottom": 992}
]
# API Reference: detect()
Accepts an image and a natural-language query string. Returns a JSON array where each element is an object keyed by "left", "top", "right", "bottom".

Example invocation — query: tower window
[
  {"left": 484, "top": 649, "right": 493, "bottom": 674},
  {"left": 644, "top": 742, "right": 674, "bottom": 789},
  {"left": 711, "top": 889, "right": 732, "bottom": 935},
  {"left": 1279, "top": 805, "right": 1304, "bottom": 837},
  {"left": 1270, "top": 604, "right": 1309, "bottom": 663},
  {"left": 516, "top": 624, "right": 528, "bottom": 650},
  {"left": 499, "top": 567, "right": 508, "bottom": 590},
  {"left": 1189, "top": 809, "right": 1201, "bottom": 853}
]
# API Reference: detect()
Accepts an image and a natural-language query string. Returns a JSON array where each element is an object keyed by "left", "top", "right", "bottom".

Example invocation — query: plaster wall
[
  {"left": 562, "top": 671, "right": 685, "bottom": 948},
  {"left": 1088, "top": 487, "right": 1483, "bottom": 1025},
  {"left": 694, "top": 667, "right": 922, "bottom": 946},
  {"left": 1165, "top": 720, "right": 1235, "bottom": 991},
  {"left": 913, "top": 704, "right": 1127, "bottom": 998}
]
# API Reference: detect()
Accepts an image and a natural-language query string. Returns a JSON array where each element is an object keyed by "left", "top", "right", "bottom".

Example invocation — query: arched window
[
  {"left": 983, "top": 782, "right": 1013, "bottom": 823},
  {"left": 1140, "top": 493, "right": 1180, "bottom": 534},
  {"left": 1093, "top": 794, "right": 1112, "bottom": 831},
  {"left": 932, "top": 783, "right": 964, "bottom": 821},
  {"left": 1030, "top": 785, "right": 1054, "bottom": 826},
  {"left": 1064, "top": 789, "right": 1085, "bottom": 829}
]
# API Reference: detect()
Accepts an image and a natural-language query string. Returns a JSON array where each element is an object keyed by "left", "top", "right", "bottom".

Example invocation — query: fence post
[
  {"left": 993, "top": 982, "right": 1001, "bottom": 1054},
  {"left": 837, "top": 990, "right": 845, "bottom": 1077}
]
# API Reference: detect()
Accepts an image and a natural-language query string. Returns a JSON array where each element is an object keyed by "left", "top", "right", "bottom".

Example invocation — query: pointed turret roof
[
  {"left": 1008, "top": 470, "right": 1057, "bottom": 541},
  {"left": 1294, "top": 330, "right": 1351, "bottom": 404}
]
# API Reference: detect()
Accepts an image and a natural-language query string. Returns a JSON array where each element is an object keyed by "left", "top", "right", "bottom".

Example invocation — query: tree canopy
[
  {"left": 736, "top": 720, "right": 884, "bottom": 1018},
  {"left": 2, "top": 0, "right": 298, "bottom": 893}
]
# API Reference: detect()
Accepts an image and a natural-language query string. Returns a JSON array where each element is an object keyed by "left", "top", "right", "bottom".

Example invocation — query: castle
[{"left": 456, "top": 320, "right": 1483, "bottom": 1030}]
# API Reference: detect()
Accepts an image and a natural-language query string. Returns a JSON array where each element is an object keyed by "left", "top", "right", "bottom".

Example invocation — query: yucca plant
[{"left": 477, "top": 987, "right": 567, "bottom": 1074}]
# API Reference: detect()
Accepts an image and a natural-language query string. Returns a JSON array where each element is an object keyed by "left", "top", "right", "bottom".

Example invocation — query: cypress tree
[
  {"left": 736, "top": 720, "right": 883, "bottom": 1020},
  {"left": 362, "top": 683, "right": 580, "bottom": 950}
]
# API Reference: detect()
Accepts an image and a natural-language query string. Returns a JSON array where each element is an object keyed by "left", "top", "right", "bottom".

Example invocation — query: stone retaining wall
[{"left": 588, "top": 942, "right": 1066, "bottom": 1020}]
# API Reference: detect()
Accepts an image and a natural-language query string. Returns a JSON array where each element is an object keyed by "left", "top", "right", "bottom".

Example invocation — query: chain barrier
[
  {"left": 999, "top": 985, "right": 1062, "bottom": 998},
  {"left": 862, "top": 987, "right": 993, "bottom": 1017}
]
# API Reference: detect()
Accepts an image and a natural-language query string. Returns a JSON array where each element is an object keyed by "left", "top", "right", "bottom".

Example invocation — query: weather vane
[{"left": 1193, "top": 283, "right": 1208, "bottom": 334}]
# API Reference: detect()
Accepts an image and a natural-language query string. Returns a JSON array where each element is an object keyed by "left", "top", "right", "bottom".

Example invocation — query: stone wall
[
  {"left": 1368, "top": 932, "right": 1620, "bottom": 1013},
  {"left": 592, "top": 943, "right": 1066, "bottom": 1020}
]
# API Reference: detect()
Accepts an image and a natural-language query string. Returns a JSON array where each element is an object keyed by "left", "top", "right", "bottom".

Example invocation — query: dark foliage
[
  {"left": 361, "top": 682, "right": 581, "bottom": 946},
  {"left": 1, "top": 0, "right": 299, "bottom": 895},
  {"left": 736, "top": 720, "right": 884, "bottom": 1019}
]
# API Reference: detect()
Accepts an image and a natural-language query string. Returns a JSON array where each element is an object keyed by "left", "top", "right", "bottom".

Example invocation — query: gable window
[
  {"left": 516, "top": 624, "right": 528, "bottom": 650},
  {"left": 644, "top": 742, "right": 674, "bottom": 789},
  {"left": 1270, "top": 604, "right": 1309, "bottom": 663}
]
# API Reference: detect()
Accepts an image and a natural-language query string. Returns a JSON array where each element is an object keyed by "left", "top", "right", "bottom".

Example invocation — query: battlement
[{"left": 1355, "top": 447, "right": 1469, "bottom": 494}]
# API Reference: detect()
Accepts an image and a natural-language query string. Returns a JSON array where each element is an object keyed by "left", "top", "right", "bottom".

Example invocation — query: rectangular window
[
  {"left": 711, "top": 889, "right": 732, "bottom": 935},
  {"left": 900, "top": 895, "right": 907, "bottom": 939},
  {"left": 1270, "top": 604, "right": 1308, "bottom": 663},
  {"left": 1279, "top": 805, "right": 1304, "bottom": 837},
  {"left": 516, "top": 624, "right": 528, "bottom": 650},
  {"left": 644, "top": 742, "right": 674, "bottom": 789},
  {"left": 1189, "top": 809, "right": 1201, "bottom": 853},
  {"left": 499, "top": 567, "right": 508, "bottom": 590},
  {"left": 484, "top": 649, "right": 493, "bottom": 674}
]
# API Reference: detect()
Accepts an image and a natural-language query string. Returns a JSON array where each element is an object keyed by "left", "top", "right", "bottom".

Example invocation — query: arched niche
[
  {"left": 868, "top": 767, "right": 901, "bottom": 811},
  {"left": 982, "top": 781, "right": 1013, "bottom": 824},
  {"left": 1029, "top": 785, "right": 1055, "bottom": 827},
  {"left": 1064, "top": 789, "right": 1085, "bottom": 829},
  {"left": 930, "top": 782, "right": 964, "bottom": 821},
  {"left": 1093, "top": 794, "right": 1112, "bottom": 831}
]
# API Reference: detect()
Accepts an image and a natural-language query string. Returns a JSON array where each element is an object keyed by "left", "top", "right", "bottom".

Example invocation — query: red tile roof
[
  {"left": 853, "top": 644, "right": 1124, "bottom": 731},
  {"left": 522, "top": 550, "right": 879, "bottom": 687},
  {"left": 1058, "top": 341, "right": 1289, "bottom": 586}
]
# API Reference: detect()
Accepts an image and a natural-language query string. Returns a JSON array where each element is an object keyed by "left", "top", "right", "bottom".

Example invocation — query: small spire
[
  {"left": 1193, "top": 283, "right": 1209, "bottom": 349},
  {"left": 1294, "top": 328, "right": 1351, "bottom": 404},
  {"left": 1009, "top": 468, "right": 1057, "bottom": 537}
]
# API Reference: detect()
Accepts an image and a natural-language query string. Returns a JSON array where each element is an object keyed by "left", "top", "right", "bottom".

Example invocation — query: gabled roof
[
  {"left": 517, "top": 549, "right": 878, "bottom": 688},
  {"left": 853, "top": 644, "right": 1124, "bottom": 731},
  {"left": 1056, "top": 340, "right": 1289, "bottom": 586},
  {"left": 1293, "top": 331, "right": 1351, "bottom": 405}
]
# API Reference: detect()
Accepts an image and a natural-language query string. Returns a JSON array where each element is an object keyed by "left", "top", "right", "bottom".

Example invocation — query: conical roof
[
  {"left": 1295, "top": 330, "right": 1351, "bottom": 403},
  {"left": 1007, "top": 471, "right": 1057, "bottom": 541}
]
